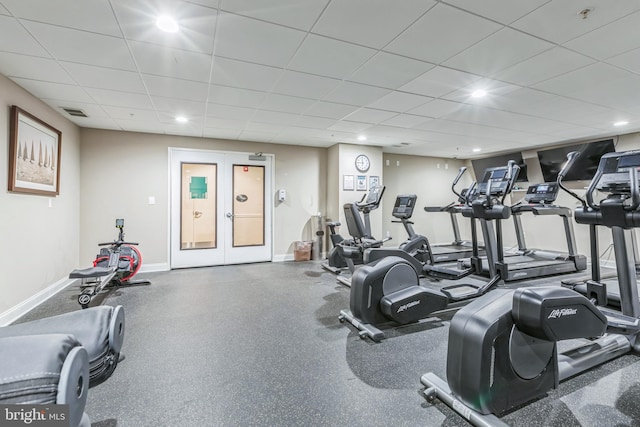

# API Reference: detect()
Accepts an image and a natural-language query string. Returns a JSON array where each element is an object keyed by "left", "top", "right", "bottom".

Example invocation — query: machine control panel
[
  {"left": 524, "top": 183, "right": 559, "bottom": 204},
  {"left": 597, "top": 151, "right": 640, "bottom": 192},
  {"left": 392, "top": 194, "right": 417, "bottom": 219}
]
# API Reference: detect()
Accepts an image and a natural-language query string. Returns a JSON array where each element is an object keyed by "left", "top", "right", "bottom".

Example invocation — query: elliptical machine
[
  {"left": 70, "top": 219, "right": 151, "bottom": 308},
  {"left": 421, "top": 150, "right": 640, "bottom": 426},
  {"left": 339, "top": 161, "right": 520, "bottom": 341}
]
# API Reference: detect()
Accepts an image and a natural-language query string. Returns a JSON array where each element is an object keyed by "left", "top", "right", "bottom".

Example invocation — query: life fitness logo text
[{"left": 548, "top": 307, "right": 578, "bottom": 319}]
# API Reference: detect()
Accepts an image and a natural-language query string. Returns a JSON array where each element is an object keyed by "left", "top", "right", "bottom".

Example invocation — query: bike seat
[{"left": 69, "top": 266, "right": 116, "bottom": 279}]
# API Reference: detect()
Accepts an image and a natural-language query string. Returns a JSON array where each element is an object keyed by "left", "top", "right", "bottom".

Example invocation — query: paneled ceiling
[{"left": 2, "top": 0, "right": 640, "bottom": 158}]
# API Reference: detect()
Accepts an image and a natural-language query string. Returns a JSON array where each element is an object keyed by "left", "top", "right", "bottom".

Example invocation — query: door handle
[
  {"left": 225, "top": 212, "right": 234, "bottom": 220},
  {"left": 194, "top": 211, "right": 203, "bottom": 218}
]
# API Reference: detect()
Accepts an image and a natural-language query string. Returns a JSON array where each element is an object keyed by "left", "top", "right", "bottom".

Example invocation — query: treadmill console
[
  {"left": 392, "top": 195, "right": 417, "bottom": 219},
  {"left": 477, "top": 166, "right": 511, "bottom": 196},
  {"left": 596, "top": 151, "right": 640, "bottom": 192},
  {"left": 524, "top": 183, "right": 559, "bottom": 204}
]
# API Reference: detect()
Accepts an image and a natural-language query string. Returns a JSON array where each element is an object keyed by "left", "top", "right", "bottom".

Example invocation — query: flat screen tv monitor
[
  {"left": 471, "top": 151, "right": 528, "bottom": 183},
  {"left": 537, "top": 139, "right": 615, "bottom": 182}
]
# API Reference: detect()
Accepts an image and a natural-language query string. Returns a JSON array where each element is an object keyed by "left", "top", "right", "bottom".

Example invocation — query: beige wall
[
  {"left": 0, "top": 74, "right": 80, "bottom": 315},
  {"left": 79, "top": 129, "right": 327, "bottom": 265},
  {"left": 335, "top": 144, "right": 384, "bottom": 238},
  {"left": 381, "top": 154, "right": 473, "bottom": 246}
]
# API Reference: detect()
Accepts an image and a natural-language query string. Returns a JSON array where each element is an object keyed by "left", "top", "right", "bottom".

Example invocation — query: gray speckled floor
[{"left": 15, "top": 261, "right": 640, "bottom": 427}]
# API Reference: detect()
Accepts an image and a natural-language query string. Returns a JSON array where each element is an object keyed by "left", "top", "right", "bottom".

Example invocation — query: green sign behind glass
[{"left": 190, "top": 176, "right": 208, "bottom": 199}]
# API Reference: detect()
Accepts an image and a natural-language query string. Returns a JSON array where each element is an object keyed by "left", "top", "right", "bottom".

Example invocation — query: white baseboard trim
[
  {"left": 0, "top": 276, "right": 75, "bottom": 327},
  {"left": 273, "top": 254, "right": 295, "bottom": 262},
  {"left": 140, "top": 262, "right": 170, "bottom": 273}
]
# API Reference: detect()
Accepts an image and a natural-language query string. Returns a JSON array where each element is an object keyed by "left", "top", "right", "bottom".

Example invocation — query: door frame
[{"left": 167, "top": 147, "right": 275, "bottom": 268}]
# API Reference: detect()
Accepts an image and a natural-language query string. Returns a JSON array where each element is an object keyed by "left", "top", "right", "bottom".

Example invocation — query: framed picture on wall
[
  {"left": 8, "top": 106, "right": 62, "bottom": 196},
  {"left": 343, "top": 174, "right": 354, "bottom": 191},
  {"left": 356, "top": 175, "right": 367, "bottom": 191},
  {"left": 369, "top": 175, "right": 379, "bottom": 189}
]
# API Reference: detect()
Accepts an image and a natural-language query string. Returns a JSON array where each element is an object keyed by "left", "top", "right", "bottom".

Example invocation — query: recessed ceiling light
[
  {"left": 175, "top": 116, "right": 188, "bottom": 123},
  {"left": 473, "top": 148, "right": 481, "bottom": 152},
  {"left": 156, "top": 15, "right": 179, "bottom": 33},
  {"left": 614, "top": 121, "right": 628, "bottom": 126},
  {"left": 471, "top": 89, "right": 487, "bottom": 98},
  {"left": 357, "top": 135, "right": 367, "bottom": 141}
]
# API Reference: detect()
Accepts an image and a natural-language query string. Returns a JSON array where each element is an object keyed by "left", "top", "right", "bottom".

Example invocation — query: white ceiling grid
[{"left": 0, "top": 0, "right": 639, "bottom": 158}]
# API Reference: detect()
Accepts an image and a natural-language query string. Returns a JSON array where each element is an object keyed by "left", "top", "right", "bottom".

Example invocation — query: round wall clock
[{"left": 355, "top": 154, "right": 370, "bottom": 172}]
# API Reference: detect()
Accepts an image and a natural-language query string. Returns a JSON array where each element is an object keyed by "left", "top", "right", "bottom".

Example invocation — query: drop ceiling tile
[
  {"left": 252, "top": 110, "right": 299, "bottom": 126},
  {"left": 210, "top": 57, "right": 283, "bottom": 92},
  {"left": 203, "top": 128, "right": 242, "bottom": 140},
  {"left": 205, "top": 117, "right": 247, "bottom": 129},
  {"left": 294, "top": 115, "right": 336, "bottom": 129},
  {"left": 367, "top": 91, "right": 432, "bottom": 112},
  {"left": 113, "top": 119, "right": 164, "bottom": 134},
  {"left": 380, "top": 114, "right": 430, "bottom": 128},
  {"left": 532, "top": 62, "right": 640, "bottom": 112},
  {"left": 41, "top": 100, "right": 109, "bottom": 119},
  {"left": 187, "top": 0, "right": 219, "bottom": 9},
  {"left": 312, "top": 0, "right": 435, "bottom": 49},
  {"left": 208, "top": 85, "right": 266, "bottom": 108},
  {"left": 62, "top": 62, "right": 145, "bottom": 93},
  {"left": 3, "top": 0, "right": 121, "bottom": 36},
  {"left": 348, "top": 52, "right": 435, "bottom": 90},
  {"left": 10, "top": 78, "right": 94, "bottom": 103},
  {"left": 343, "top": 108, "right": 398, "bottom": 124},
  {"left": 102, "top": 105, "right": 158, "bottom": 121},
  {"left": 399, "top": 66, "right": 482, "bottom": 98},
  {"left": 215, "top": 12, "right": 305, "bottom": 67},
  {"left": 0, "top": 15, "right": 50, "bottom": 57},
  {"left": 23, "top": 21, "right": 136, "bottom": 70},
  {"left": 304, "top": 101, "right": 359, "bottom": 119},
  {"left": 143, "top": 74, "right": 209, "bottom": 101},
  {"left": 152, "top": 97, "right": 206, "bottom": 116},
  {"left": 443, "top": 28, "right": 554, "bottom": 76},
  {"left": 492, "top": 47, "right": 595, "bottom": 86},
  {"left": 511, "top": 0, "right": 640, "bottom": 44},
  {"left": 385, "top": 3, "right": 501, "bottom": 64},
  {"left": 220, "top": 0, "right": 328, "bottom": 31},
  {"left": 162, "top": 122, "right": 203, "bottom": 136},
  {"left": 479, "top": 88, "right": 557, "bottom": 115},
  {"left": 244, "top": 122, "right": 286, "bottom": 133},
  {"left": 238, "top": 130, "right": 277, "bottom": 142},
  {"left": 0, "top": 53, "right": 74, "bottom": 84},
  {"left": 323, "top": 81, "right": 391, "bottom": 106},
  {"left": 260, "top": 94, "right": 316, "bottom": 114},
  {"left": 85, "top": 87, "right": 153, "bottom": 109},
  {"left": 408, "top": 98, "right": 464, "bottom": 117},
  {"left": 130, "top": 41, "right": 211, "bottom": 82},
  {"left": 66, "top": 116, "right": 120, "bottom": 129},
  {"left": 206, "top": 104, "right": 255, "bottom": 121},
  {"left": 112, "top": 0, "right": 217, "bottom": 53},
  {"left": 607, "top": 47, "right": 640, "bottom": 74},
  {"left": 0, "top": 4, "right": 9, "bottom": 14},
  {"left": 564, "top": 11, "right": 640, "bottom": 60},
  {"left": 288, "top": 34, "right": 376, "bottom": 79},
  {"left": 271, "top": 70, "right": 340, "bottom": 99},
  {"left": 328, "top": 121, "right": 372, "bottom": 133},
  {"left": 443, "top": 0, "right": 550, "bottom": 24}
]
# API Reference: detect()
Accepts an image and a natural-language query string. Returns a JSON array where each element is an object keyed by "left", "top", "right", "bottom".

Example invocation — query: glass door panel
[
  {"left": 181, "top": 163, "right": 216, "bottom": 250},
  {"left": 232, "top": 165, "right": 265, "bottom": 247}
]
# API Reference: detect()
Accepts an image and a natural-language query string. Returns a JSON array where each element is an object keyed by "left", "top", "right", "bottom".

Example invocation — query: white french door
[{"left": 169, "top": 148, "right": 272, "bottom": 268}]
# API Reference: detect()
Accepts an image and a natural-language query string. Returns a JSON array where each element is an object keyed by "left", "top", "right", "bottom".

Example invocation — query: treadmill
[
  {"left": 472, "top": 182, "right": 587, "bottom": 281},
  {"left": 424, "top": 166, "right": 486, "bottom": 263}
]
